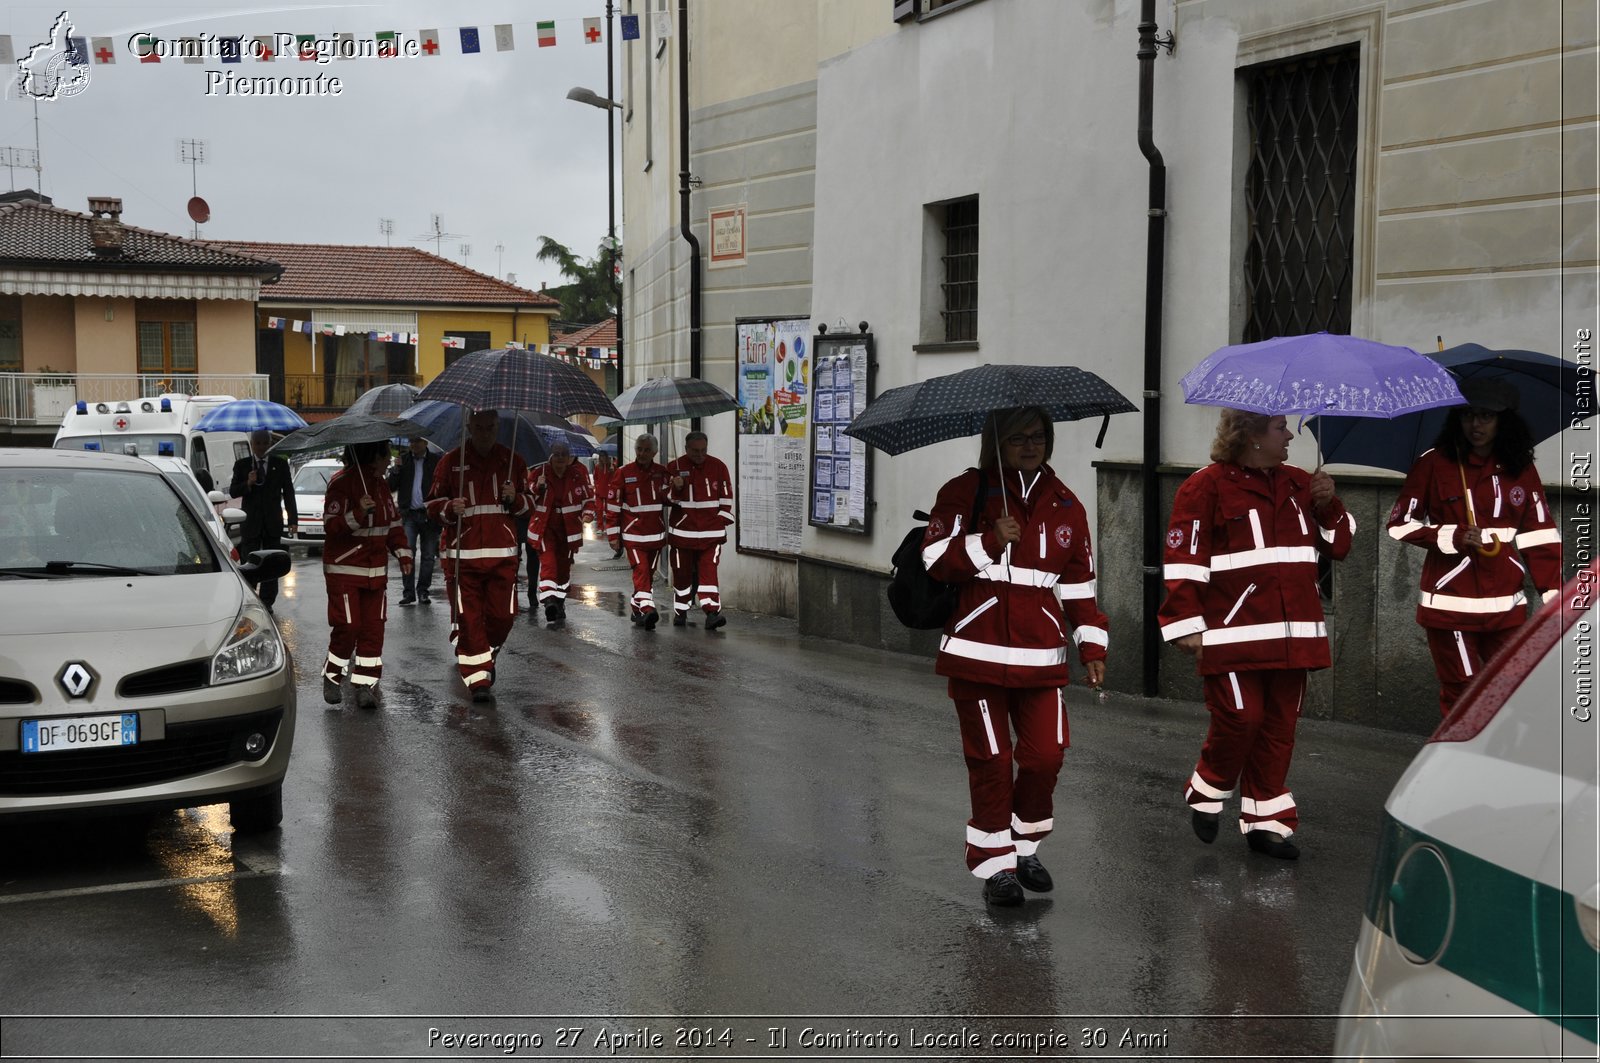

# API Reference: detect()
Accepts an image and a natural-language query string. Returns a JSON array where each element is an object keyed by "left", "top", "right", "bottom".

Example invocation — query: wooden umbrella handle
[{"left": 1458, "top": 460, "right": 1503, "bottom": 557}]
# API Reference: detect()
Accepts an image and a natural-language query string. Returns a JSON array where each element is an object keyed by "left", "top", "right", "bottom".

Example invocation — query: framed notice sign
[
  {"left": 807, "top": 330, "right": 874, "bottom": 534},
  {"left": 734, "top": 317, "right": 811, "bottom": 556},
  {"left": 709, "top": 204, "right": 747, "bottom": 269}
]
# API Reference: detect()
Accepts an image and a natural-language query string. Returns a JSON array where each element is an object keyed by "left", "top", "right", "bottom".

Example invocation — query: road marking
[{"left": 0, "top": 867, "right": 280, "bottom": 905}]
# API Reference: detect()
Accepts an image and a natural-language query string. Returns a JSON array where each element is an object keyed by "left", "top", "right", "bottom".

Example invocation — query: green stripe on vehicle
[{"left": 1365, "top": 812, "right": 1598, "bottom": 1043}]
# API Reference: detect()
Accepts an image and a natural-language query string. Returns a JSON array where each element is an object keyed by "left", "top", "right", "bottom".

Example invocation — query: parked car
[
  {"left": 0, "top": 448, "right": 296, "bottom": 833},
  {"left": 140, "top": 453, "right": 245, "bottom": 555},
  {"left": 1335, "top": 559, "right": 1598, "bottom": 1058},
  {"left": 286, "top": 457, "right": 343, "bottom": 551}
]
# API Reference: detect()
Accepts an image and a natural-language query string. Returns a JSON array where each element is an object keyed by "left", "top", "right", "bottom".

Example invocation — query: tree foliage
[{"left": 536, "top": 235, "right": 616, "bottom": 325}]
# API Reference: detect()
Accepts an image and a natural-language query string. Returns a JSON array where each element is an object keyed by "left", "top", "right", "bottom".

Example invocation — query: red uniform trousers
[
  {"left": 443, "top": 558, "right": 518, "bottom": 689},
  {"left": 538, "top": 543, "right": 579, "bottom": 604},
  {"left": 1425, "top": 626, "right": 1519, "bottom": 718},
  {"left": 625, "top": 545, "right": 661, "bottom": 617},
  {"left": 670, "top": 543, "right": 722, "bottom": 616},
  {"left": 952, "top": 684, "right": 1069, "bottom": 878},
  {"left": 1184, "top": 669, "right": 1305, "bottom": 838},
  {"left": 324, "top": 581, "right": 389, "bottom": 687}
]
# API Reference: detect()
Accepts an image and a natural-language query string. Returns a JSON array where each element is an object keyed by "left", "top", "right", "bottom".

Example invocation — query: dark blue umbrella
[
  {"left": 844, "top": 364, "right": 1137, "bottom": 456},
  {"left": 267, "top": 413, "right": 428, "bottom": 455},
  {"left": 1309, "top": 344, "right": 1589, "bottom": 472},
  {"left": 535, "top": 423, "right": 597, "bottom": 457},
  {"left": 398, "top": 400, "right": 553, "bottom": 466},
  {"left": 415, "top": 347, "right": 620, "bottom": 420}
]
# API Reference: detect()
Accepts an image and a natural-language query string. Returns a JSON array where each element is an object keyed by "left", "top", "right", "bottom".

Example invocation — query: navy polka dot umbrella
[{"left": 843, "top": 364, "right": 1138, "bottom": 455}]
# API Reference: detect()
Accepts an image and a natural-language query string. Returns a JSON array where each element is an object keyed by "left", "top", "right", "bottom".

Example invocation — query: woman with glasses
[
  {"left": 1158, "top": 408, "right": 1354, "bottom": 861},
  {"left": 920, "top": 405, "right": 1107, "bottom": 907},
  {"left": 1386, "top": 379, "right": 1562, "bottom": 717}
]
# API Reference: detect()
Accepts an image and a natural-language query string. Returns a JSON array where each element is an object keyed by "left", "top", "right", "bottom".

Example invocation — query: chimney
[{"left": 87, "top": 196, "right": 124, "bottom": 256}]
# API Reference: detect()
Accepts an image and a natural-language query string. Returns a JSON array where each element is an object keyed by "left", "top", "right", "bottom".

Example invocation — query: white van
[{"left": 52, "top": 394, "right": 249, "bottom": 494}]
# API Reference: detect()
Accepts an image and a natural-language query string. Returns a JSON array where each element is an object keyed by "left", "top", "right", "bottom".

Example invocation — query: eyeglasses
[
  {"left": 1002, "top": 431, "right": 1049, "bottom": 447},
  {"left": 1459, "top": 408, "right": 1499, "bottom": 423}
]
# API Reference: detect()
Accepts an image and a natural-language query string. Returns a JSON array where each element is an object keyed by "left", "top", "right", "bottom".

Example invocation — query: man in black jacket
[
  {"left": 387, "top": 436, "right": 441, "bottom": 605},
  {"left": 228, "top": 429, "right": 298, "bottom": 610}
]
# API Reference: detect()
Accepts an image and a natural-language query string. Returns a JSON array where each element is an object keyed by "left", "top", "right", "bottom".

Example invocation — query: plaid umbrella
[
  {"left": 267, "top": 413, "right": 428, "bottom": 455},
  {"left": 416, "top": 347, "right": 619, "bottom": 420},
  {"left": 192, "top": 398, "right": 308, "bottom": 433},
  {"left": 345, "top": 382, "right": 421, "bottom": 417},
  {"left": 844, "top": 364, "right": 1138, "bottom": 455},
  {"left": 594, "top": 376, "right": 737, "bottom": 426},
  {"left": 398, "top": 400, "right": 553, "bottom": 465}
]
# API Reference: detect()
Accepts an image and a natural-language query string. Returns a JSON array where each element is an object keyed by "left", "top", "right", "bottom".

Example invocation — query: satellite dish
[{"left": 186, "top": 196, "right": 210, "bottom": 224}]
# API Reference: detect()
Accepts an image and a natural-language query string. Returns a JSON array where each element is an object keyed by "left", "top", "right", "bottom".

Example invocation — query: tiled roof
[
  {"left": 554, "top": 317, "right": 618, "bottom": 348},
  {"left": 216, "top": 241, "right": 561, "bottom": 309},
  {"left": 0, "top": 200, "right": 282, "bottom": 275}
]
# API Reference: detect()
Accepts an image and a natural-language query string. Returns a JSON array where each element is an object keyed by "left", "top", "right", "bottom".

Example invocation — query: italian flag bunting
[
  {"left": 537, "top": 21, "right": 556, "bottom": 47},
  {"left": 376, "top": 30, "right": 397, "bottom": 58}
]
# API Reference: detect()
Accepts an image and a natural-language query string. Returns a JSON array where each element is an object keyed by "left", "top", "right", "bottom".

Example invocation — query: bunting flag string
[
  {"left": 0, "top": 12, "right": 654, "bottom": 70},
  {"left": 257, "top": 316, "right": 617, "bottom": 361}
]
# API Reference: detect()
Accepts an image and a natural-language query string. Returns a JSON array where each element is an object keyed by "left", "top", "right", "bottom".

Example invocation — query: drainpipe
[
  {"left": 607, "top": 0, "right": 624, "bottom": 389},
  {"left": 678, "top": 0, "right": 702, "bottom": 432},
  {"left": 1138, "top": 2, "right": 1169, "bottom": 697}
]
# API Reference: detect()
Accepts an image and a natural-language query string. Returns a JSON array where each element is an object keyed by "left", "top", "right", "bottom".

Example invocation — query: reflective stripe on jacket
[
  {"left": 322, "top": 468, "right": 409, "bottom": 587},
  {"left": 528, "top": 461, "right": 594, "bottom": 550},
  {"left": 666, "top": 454, "right": 734, "bottom": 547},
  {"left": 425, "top": 443, "right": 530, "bottom": 570},
  {"left": 1159, "top": 462, "right": 1353, "bottom": 674},
  {"left": 606, "top": 460, "right": 674, "bottom": 547}
]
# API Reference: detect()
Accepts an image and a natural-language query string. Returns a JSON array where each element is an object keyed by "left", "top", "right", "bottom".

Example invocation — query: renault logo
[{"left": 57, "top": 662, "right": 96, "bottom": 699}]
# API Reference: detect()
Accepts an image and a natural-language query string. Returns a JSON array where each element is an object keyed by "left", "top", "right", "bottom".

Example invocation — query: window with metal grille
[
  {"left": 136, "top": 300, "right": 198, "bottom": 375},
  {"left": 940, "top": 196, "right": 979, "bottom": 343},
  {"left": 1241, "top": 47, "right": 1359, "bottom": 343}
]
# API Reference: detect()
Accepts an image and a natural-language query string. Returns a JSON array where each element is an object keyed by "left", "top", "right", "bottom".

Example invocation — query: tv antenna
[
  {"left": 494, "top": 242, "right": 505, "bottom": 277},
  {"left": 459, "top": 243, "right": 472, "bottom": 263},
  {"left": 176, "top": 138, "right": 209, "bottom": 237},
  {"left": 414, "top": 213, "right": 465, "bottom": 256},
  {"left": 0, "top": 147, "right": 40, "bottom": 192},
  {"left": 378, "top": 218, "right": 394, "bottom": 245}
]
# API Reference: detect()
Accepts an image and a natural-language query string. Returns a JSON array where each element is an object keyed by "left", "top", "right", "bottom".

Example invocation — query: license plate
[{"left": 21, "top": 713, "right": 139, "bottom": 754}]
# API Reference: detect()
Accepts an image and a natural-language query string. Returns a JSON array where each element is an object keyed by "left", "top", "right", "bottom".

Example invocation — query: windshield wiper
[
  {"left": 0, "top": 567, "right": 56, "bottom": 579},
  {"left": 43, "top": 560, "right": 159, "bottom": 576}
]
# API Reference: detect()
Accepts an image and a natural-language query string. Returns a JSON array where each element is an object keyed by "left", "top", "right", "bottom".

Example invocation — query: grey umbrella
[
  {"left": 345, "top": 382, "right": 422, "bottom": 417},
  {"left": 268, "top": 413, "right": 429, "bottom": 454}
]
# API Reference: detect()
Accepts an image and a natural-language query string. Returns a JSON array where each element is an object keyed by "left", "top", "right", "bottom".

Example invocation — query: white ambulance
[{"left": 52, "top": 394, "right": 250, "bottom": 494}]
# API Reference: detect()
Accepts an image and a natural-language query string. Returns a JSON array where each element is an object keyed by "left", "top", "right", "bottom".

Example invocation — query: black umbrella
[
  {"left": 345, "top": 382, "right": 421, "bottom": 417},
  {"left": 416, "top": 348, "right": 620, "bottom": 420},
  {"left": 268, "top": 413, "right": 429, "bottom": 455},
  {"left": 1309, "top": 344, "right": 1589, "bottom": 472},
  {"left": 843, "top": 364, "right": 1138, "bottom": 456}
]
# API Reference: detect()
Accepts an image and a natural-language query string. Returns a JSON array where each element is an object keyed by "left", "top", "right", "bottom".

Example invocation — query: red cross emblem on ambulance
[{"left": 113, "top": 417, "right": 129, "bottom": 431}]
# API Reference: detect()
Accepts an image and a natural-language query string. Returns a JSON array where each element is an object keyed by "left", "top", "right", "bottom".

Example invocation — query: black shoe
[
  {"left": 355, "top": 686, "right": 378, "bottom": 710},
  {"left": 672, "top": 613, "right": 687, "bottom": 627},
  {"left": 1192, "top": 809, "right": 1220, "bottom": 844},
  {"left": 1246, "top": 830, "right": 1300, "bottom": 860},
  {"left": 398, "top": 595, "right": 416, "bottom": 607},
  {"left": 982, "top": 870, "right": 1025, "bottom": 907},
  {"left": 418, "top": 591, "right": 431, "bottom": 604},
  {"left": 471, "top": 686, "right": 493, "bottom": 704},
  {"left": 705, "top": 610, "right": 727, "bottom": 630},
  {"left": 611, "top": 549, "right": 623, "bottom": 559},
  {"left": 321, "top": 677, "right": 341, "bottom": 705},
  {"left": 1015, "top": 854, "right": 1053, "bottom": 892},
  {"left": 545, "top": 602, "right": 560, "bottom": 622},
  {"left": 643, "top": 611, "right": 659, "bottom": 630}
]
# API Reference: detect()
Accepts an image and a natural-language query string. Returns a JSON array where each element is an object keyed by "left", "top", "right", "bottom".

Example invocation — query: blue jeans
[{"left": 402, "top": 508, "right": 439, "bottom": 597}]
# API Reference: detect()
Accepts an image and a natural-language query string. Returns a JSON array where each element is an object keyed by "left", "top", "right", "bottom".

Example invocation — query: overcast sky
[{"left": 2, "top": 0, "right": 619, "bottom": 294}]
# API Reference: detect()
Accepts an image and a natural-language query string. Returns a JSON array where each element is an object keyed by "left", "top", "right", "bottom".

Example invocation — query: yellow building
[{"left": 215, "top": 241, "right": 561, "bottom": 419}]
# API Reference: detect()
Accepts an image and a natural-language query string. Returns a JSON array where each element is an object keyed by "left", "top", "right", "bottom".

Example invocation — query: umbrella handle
[{"left": 1458, "top": 460, "right": 1503, "bottom": 557}]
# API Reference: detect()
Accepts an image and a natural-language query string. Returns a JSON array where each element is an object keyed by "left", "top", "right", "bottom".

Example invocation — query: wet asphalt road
[{"left": 0, "top": 535, "right": 1424, "bottom": 1060}]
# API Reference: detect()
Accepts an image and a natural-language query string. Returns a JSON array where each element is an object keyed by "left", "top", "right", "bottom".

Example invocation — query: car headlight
[{"left": 211, "top": 601, "right": 285, "bottom": 685}]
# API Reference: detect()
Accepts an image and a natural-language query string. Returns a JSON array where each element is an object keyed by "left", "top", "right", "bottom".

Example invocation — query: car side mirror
[
  {"left": 238, "top": 548, "right": 291, "bottom": 586},
  {"left": 222, "top": 507, "right": 246, "bottom": 525},
  {"left": 207, "top": 490, "right": 228, "bottom": 504}
]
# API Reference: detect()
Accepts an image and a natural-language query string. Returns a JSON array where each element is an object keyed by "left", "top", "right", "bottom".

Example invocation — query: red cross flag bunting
[
  {"left": 420, "top": 29, "right": 440, "bottom": 56},
  {"left": 91, "top": 36, "right": 114, "bottom": 63},
  {"left": 583, "top": 18, "right": 603, "bottom": 43},
  {"left": 253, "top": 35, "right": 275, "bottom": 61}
]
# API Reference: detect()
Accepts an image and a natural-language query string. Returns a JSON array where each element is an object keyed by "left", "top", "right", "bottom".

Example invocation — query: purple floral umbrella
[{"left": 1181, "top": 332, "right": 1463, "bottom": 418}]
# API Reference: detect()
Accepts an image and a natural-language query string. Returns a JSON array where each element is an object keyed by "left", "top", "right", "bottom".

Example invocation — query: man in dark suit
[
  {"left": 387, "top": 436, "right": 441, "bottom": 605},
  {"left": 229, "top": 429, "right": 298, "bottom": 610}
]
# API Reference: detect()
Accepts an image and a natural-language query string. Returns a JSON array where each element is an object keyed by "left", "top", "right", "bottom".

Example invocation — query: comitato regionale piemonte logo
[{"left": 14, "top": 11, "right": 91, "bottom": 101}]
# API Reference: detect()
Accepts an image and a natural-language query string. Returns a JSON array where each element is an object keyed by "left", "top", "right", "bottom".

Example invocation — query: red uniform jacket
[
  {"left": 666, "top": 454, "right": 734, "bottom": 549},
  {"left": 922, "top": 466, "right": 1107, "bottom": 689},
  {"left": 606, "top": 460, "right": 673, "bottom": 550},
  {"left": 592, "top": 462, "right": 616, "bottom": 510},
  {"left": 425, "top": 442, "right": 531, "bottom": 571},
  {"left": 1386, "top": 448, "right": 1561, "bottom": 631},
  {"left": 1159, "top": 462, "right": 1353, "bottom": 675},
  {"left": 527, "top": 461, "right": 594, "bottom": 553},
  {"left": 322, "top": 468, "right": 410, "bottom": 586}
]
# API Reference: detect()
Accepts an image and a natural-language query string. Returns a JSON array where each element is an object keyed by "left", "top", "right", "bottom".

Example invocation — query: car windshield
[
  {"left": 293, "top": 464, "right": 338, "bottom": 492},
  {"left": 0, "top": 467, "right": 219, "bottom": 577},
  {"left": 55, "top": 433, "right": 186, "bottom": 459}
]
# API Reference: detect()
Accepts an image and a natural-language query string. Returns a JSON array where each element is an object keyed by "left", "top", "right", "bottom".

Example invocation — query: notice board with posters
[
  {"left": 807, "top": 330, "right": 874, "bottom": 534},
  {"left": 734, "top": 317, "right": 811, "bottom": 556}
]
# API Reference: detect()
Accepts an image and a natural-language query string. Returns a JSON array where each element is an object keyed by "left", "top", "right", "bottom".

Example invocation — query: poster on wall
[
  {"left": 807, "top": 331, "right": 873, "bottom": 534},
  {"left": 734, "top": 317, "right": 811, "bottom": 556}
]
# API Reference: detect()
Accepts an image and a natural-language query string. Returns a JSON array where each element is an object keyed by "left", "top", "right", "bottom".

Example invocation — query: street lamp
[{"left": 566, "top": 10, "right": 624, "bottom": 391}]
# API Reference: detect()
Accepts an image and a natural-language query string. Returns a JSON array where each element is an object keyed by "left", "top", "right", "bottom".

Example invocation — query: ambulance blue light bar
[
  {"left": 75, "top": 401, "right": 88, "bottom": 414},
  {"left": 160, "top": 398, "right": 172, "bottom": 412},
  {"left": 82, "top": 441, "right": 101, "bottom": 451}
]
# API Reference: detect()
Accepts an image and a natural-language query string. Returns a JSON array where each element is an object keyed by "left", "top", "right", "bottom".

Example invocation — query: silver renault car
[{"left": 0, "top": 448, "right": 295, "bottom": 832}]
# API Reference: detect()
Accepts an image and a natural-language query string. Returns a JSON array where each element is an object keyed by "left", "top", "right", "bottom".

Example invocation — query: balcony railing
[
  {"left": 0, "top": 372, "right": 270, "bottom": 426},
  {"left": 284, "top": 374, "right": 422, "bottom": 412}
]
